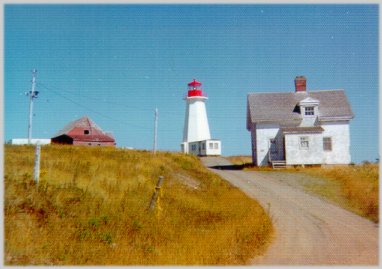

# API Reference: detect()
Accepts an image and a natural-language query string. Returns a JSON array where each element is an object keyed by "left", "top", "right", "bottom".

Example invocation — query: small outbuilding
[
  {"left": 9, "top": 138, "right": 51, "bottom": 145},
  {"left": 51, "top": 116, "right": 116, "bottom": 146}
]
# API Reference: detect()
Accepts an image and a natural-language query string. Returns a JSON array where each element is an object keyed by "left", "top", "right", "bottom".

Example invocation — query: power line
[
  {"left": 38, "top": 82, "right": 152, "bottom": 131},
  {"left": 37, "top": 82, "right": 231, "bottom": 116},
  {"left": 37, "top": 81, "right": 154, "bottom": 112},
  {"left": 36, "top": 81, "right": 199, "bottom": 119}
]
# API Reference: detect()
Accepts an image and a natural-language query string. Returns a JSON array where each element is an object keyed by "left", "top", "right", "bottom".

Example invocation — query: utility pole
[
  {"left": 153, "top": 108, "right": 158, "bottom": 154},
  {"left": 27, "top": 69, "right": 38, "bottom": 144},
  {"left": 34, "top": 143, "right": 41, "bottom": 186}
]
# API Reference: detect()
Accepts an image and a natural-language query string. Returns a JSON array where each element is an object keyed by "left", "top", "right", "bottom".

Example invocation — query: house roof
[
  {"left": 247, "top": 89, "right": 354, "bottom": 129},
  {"left": 299, "top": 97, "right": 320, "bottom": 105},
  {"left": 282, "top": 126, "right": 324, "bottom": 134},
  {"left": 52, "top": 116, "right": 115, "bottom": 142}
]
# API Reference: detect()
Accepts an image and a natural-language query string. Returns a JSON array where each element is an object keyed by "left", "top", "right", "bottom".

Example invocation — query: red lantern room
[{"left": 187, "top": 79, "right": 207, "bottom": 98}]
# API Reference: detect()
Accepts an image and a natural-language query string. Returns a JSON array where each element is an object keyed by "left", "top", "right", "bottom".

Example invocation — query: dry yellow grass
[
  {"left": 301, "top": 164, "right": 379, "bottom": 223},
  {"left": 226, "top": 156, "right": 253, "bottom": 166},
  {"left": 4, "top": 145, "right": 273, "bottom": 265},
  {"left": 226, "top": 156, "right": 274, "bottom": 171}
]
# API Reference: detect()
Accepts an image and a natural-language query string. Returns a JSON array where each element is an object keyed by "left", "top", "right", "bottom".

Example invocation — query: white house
[{"left": 246, "top": 76, "right": 354, "bottom": 167}]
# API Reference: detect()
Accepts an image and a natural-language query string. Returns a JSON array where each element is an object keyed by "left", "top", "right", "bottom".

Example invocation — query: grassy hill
[{"left": 4, "top": 145, "right": 273, "bottom": 265}]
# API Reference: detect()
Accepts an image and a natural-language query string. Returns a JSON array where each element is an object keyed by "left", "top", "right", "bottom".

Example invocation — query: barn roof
[
  {"left": 247, "top": 89, "right": 354, "bottom": 129},
  {"left": 52, "top": 116, "right": 115, "bottom": 142}
]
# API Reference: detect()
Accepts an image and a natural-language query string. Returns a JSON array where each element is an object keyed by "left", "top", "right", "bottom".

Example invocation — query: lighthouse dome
[{"left": 187, "top": 79, "right": 207, "bottom": 98}]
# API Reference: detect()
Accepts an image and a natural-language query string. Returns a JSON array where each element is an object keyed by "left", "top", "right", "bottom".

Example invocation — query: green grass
[{"left": 4, "top": 145, "right": 273, "bottom": 265}]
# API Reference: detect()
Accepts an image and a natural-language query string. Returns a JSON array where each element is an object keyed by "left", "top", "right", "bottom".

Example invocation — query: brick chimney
[{"left": 294, "top": 76, "right": 307, "bottom": 92}]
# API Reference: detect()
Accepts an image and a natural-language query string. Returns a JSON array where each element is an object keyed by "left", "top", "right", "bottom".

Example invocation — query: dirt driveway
[{"left": 201, "top": 157, "right": 378, "bottom": 265}]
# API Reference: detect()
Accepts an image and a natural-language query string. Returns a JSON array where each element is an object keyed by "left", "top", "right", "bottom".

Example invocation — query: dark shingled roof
[
  {"left": 247, "top": 90, "right": 354, "bottom": 129},
  {"left": 282, "top": 126, "right": 324, "bottom": 134}
]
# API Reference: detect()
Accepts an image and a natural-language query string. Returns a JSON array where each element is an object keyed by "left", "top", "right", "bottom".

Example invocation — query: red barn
[{"left": 51, "top": 116, "right": 116, "bottom": 146}]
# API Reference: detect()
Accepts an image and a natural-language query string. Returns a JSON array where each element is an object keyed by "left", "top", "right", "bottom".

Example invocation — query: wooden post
[
  {"left": 149, "top": 176, "right": 164, "bottom": 211},
  {"left": 34, "top": 144, "right": 41, "bottom": 185}
]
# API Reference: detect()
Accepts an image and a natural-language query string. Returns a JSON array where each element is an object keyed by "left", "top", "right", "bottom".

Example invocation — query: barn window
[
  {"left": 305, "top": 107, "right": 314, "bottom": 116},
  {"left": 323, "top": 137, "right": 332, "bottom": 151},
  {"left": 84, "top": 130, "right": 90, "bottom": 135},
  {"left": 300, "top": 137, "right": 309, "bottom": 149}
]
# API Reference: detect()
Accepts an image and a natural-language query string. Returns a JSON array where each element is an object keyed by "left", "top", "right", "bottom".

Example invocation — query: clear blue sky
[{"left": 4, "top": 4, "right": 379, "bottom": 163}]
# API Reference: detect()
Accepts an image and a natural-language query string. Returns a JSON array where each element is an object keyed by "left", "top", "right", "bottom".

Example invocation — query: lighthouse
[{"left": 181, "top": 79, "right": 221, "bottom": 156}]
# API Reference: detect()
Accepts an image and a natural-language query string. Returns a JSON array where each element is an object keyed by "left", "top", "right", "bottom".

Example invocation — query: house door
[
  {"left": 283, "top": 136, "right": 286, "bottom": 161},
  {"left": 269, "top": 139, "right": 278, "bottom": 161}
]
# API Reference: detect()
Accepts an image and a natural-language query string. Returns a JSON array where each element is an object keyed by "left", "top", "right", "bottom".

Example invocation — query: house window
[
  {"left": 202, "top": 143, "right": 205, "bottom": 150},
  {"left": 305, "top": 107, "right": 314, "bottom": 116},
  {"left": 323, "top": 137, "right": 332, "bottom": 151},
  {"left": 209, "top": 143, "right": 214, "bottom": 149},
  {"left": 191, "top": 144, "right": 197, "bottom": 151},
  {"left": 84, "top": 130, "right": 90, "bottom": 135},
  {"left": 300, "top": 137, "right": 309, "bottom": 149},
  {"left": 214, "top": 143, "right": 219, "bottom": 149}
]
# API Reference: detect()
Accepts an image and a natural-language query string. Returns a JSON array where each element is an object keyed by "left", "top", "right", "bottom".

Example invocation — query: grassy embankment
[
  {"left": 227, "top": 156, "right": 379, "bottom": 223},
  {"left": 301, "top": 164, "right": 379, "bottom": 223},
  {"left": 4, "top": 145, "right": 273, "bottom": 265}
]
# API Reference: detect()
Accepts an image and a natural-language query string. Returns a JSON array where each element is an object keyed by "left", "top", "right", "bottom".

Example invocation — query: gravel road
[{"left": 201, "top": 157, "right": 379, "bottom": 265}]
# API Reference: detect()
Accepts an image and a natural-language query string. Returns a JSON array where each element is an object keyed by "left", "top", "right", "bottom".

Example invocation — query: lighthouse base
[{"left": 181, "top": 139, "right": 221, "bottom": 156}]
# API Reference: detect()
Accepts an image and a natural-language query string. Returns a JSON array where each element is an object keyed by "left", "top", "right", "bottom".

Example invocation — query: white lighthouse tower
[{"left": 181, "top": 79, "right": 221, "bottom": 156}]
